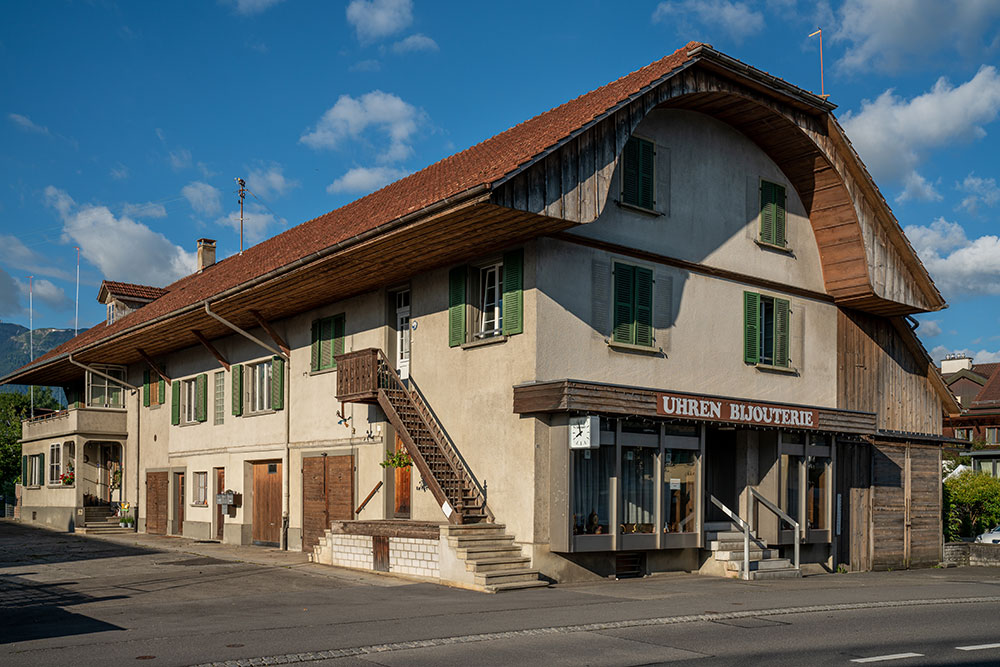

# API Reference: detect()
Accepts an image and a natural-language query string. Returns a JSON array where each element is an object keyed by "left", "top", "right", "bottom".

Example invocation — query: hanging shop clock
[{"left": 568, "top": 415, "right": 599, "bottom": 449}]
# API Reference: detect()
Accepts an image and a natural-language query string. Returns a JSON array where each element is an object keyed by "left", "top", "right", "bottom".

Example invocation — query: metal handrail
[
  {"left": 709, "top": 494, "right": 751, "bottom": 581},
  {"left": 749, "top": 487, "right": 800, "bottom": 571}
]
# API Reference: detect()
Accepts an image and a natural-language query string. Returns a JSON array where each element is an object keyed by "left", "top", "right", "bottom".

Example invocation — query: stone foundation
[{"left": 944, "top": 542, "right": 1000, "bottom": 567}]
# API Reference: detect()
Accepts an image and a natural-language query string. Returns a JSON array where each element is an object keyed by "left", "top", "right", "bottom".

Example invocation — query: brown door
[
  {"left": 176, "top": 473, "right": 185, "bottom": 536},
  {"left": 253, "top": 461, "right": 282, "bottom": 546},
  {"left": 871, "top": 443, "right": 907, "bottom": 570},
  {"left": 301, "top": 455, "right": 354, "bottom": 552},
  {"left": 835, "top": 440, "right": 871, "bottom": 572},
  {"left": 215, "top": 468, "right": 225, "bottom": 541},
  {"left": 394, "top": 434, "right": 411, "bottom": 518},
  {"left": 146, "top": 472, "right": 168, "bottom": 535}
]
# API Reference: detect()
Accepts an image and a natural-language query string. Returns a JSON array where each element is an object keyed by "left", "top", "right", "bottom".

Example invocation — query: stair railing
[
  {"left": 709, "top": 494, "right": 751, "bottom": 581},
  {"left": 749, "top": 487, "right": 800, "bottom": 572},
  {"left": 407, "top": 378, "right": 494, "bottom": 523}
]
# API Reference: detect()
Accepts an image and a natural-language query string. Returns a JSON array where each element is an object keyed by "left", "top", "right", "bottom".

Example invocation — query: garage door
[
  {"left": 871, "top": 442, "right": 942, "bottom": 570},
  {"left": 146, "top": 471, "right": 168, "bottom": 535},
  {"left": 302, "top": 454, "right": 354, "bottom": 552}
]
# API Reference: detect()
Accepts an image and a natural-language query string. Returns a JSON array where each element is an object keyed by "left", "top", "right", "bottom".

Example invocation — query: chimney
[
  {"left": 197, "top": 238, "right": 216, "bottom": 272},
  {"left": 941, "top": 353, "right": 973, "bottom": 374}
]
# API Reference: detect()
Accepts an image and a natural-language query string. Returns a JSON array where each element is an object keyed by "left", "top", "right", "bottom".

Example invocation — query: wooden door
[
  {"left": 176, "top": 473, "right": 185, "bottom": 536},
  {"left": 215, "top": 468, "right": 225, "bottom": 541},
  {"left": 253, "top": 461, "right": 282, "bottom": 546},
  {"left": 908, "top": 445, "right": 942, "bottom": 568},
  {"left": 835, "top": 440, "right": 871, "bottom": 572},
  {"left": 146, "top": 472, "right": 168, "bottom": 535},
  {"left": 373, "top": 535, "right": 390, "bottom": 572},
  {"left": 394, "top": 434, "right": 411, "bottom": 518},
  {"left": 871, "top": 443, "right": 907, "bottom": 570},
  {"left": 301, "top": 455, "right": 354, "bottom": 552}
]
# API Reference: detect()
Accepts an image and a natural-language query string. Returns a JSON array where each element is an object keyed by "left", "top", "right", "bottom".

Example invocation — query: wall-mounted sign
[{"left": 655, "top": 392, "right": 818, "bottom": 429}]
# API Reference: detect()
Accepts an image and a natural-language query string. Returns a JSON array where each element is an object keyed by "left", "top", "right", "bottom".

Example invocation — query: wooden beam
[
  {"left": 136, "top": 348, "right": 171, "bottom": 385},
  {"left": 249, "top": 310, "right": 290, "bottom": 357},
  {"left": 191, "top": 330, "right": 231, "bottom": 371}
]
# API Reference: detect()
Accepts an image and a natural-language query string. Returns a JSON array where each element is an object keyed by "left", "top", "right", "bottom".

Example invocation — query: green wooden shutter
[
  {"left": 622, "top": 137, "right": 639, "bottom": 206},
  {"left": 760, "top": 181, "right": 774, "bottom": 245},
  {"left": 158, "top": 377, "right": 166, "bottom": 405},
  {"left": 744, "top": 291, "right": 760, "bottom": 364},
  {"left": 39, "top": 453, "right": 44, "bottom": 485},
  {"left": 143, "top": 370, "right": 150, "bottom": 407},
  {"left": 774, "top": 183, "right": 787, "bottom": 247},
  {"left": 638, "top": 139, "right": 655, "bottom": 209},
  {"left": 271, "top": 357, "right": 285, "bottom": 410},
  {"left": 319, "top": 318, "right": 334, "bottom": 370},
  {"left": 231, "top": 364, "right": 243, "bottom": 416},
  {"left": 310, "top": 319, "right": 320, "bottom": 372},
  {"left": 195, "top": 373, "right": 208, "bottom": 422},
  {"left": 171, "top": 379, "right": 181, "bottom": 425},
  {"left": 332, "top": 315, "right": 345, "bottom": 369},
  {"left": 774, "top": 298, "right": 790, "bottom": 368},
  {"left": 448, "top": 266, "right": 466, "bottom": 347},
  {"left": 634, "top": 267, "right": 654, "bottom": 347},
  {"left": 21, "top": 455, "right": 27, "bottom": 485},
  {"left": 502, "top": 248, "right": 524, "bottom": 336},
  {"left": 612, "top": 263, "right": 635, "bottom": 344}
]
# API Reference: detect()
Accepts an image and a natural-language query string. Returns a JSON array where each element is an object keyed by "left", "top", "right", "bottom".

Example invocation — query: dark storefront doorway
[{"left": 705, "top": 427, "right": 738, "bottom": 522}]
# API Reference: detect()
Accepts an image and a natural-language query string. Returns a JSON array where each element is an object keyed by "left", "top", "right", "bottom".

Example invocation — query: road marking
[
  {"left": 956, "top": 643, "right": 1000, "bottom": 651},
  {"left": 850, "top": 654, "right": 924, "bottom": 663}
]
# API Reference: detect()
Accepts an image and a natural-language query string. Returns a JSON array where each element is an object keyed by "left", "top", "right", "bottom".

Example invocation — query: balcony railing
[
  {"left": 334, "top": 348, "right": 381, "bottom": 403},
  {"left": 21, "top": 407, "right": 128, "bottom": 442}
]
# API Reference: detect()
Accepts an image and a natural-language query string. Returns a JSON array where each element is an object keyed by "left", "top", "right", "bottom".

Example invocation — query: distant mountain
[{"left": 0, "top": 323, "right": 75, "bottom": 405}]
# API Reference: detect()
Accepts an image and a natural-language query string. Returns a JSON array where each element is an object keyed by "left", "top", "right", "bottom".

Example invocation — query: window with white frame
[
  {"left": 48, "top": 444, "right": 61, "bottom": 484},
  {"left": 986, "top": 427, "right": 999, "bottom": 444},
  {"left": 213, "top": 371, "right": 225, "bottom": 425},
  {"left": 27, "top": 454, "right": 43, "bottom": 486},
  {"left": 183, "top": 378, "right": 198, "bottom": 424},
  {"left": 247, "top": 360, "right": 272, "bottom": 413},
  {"left": 87, "top": 365, "right": 126, "bottom": 408},
  {"left": 193, "top": 471, "right": 208, "bottom": 505},
  {"left": 477, "top": 262, "right": 503, "bottom": 338},
  {"left": 955, "top": 428, "right": 974, "bottom": 441}
]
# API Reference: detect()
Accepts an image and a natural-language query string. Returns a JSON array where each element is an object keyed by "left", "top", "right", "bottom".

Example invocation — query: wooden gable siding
[
  {"left": 492, "top": 64, "right": 940, "bottom": 316},
  {"left": 837, "top": 309, "right": 942, "bottom": 435}
]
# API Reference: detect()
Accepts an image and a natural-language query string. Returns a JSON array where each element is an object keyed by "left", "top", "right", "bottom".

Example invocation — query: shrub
[{"left": 943, "top": 470, "right": 1000, "bottom": 541}]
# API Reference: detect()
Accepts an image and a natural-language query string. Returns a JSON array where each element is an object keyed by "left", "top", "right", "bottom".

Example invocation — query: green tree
[
  {"left": 0, "top": 388, "right": 62, "bottom": 495},
  {"left": 943, "top": 470, "right": 1000, "bottom": 541}
]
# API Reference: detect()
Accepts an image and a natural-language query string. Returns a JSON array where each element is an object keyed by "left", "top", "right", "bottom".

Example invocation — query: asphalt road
[{"left": 2, "top": 521, "right": 1000, "bottom": 666}]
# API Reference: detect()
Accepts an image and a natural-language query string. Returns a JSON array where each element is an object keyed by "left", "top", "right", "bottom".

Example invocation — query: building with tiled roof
[
  {"left": 941, "top": 355, "right": 1000, "bottom": 452},
  {"left": 8, "top": 43, "right": 958, "bottom": 586}
]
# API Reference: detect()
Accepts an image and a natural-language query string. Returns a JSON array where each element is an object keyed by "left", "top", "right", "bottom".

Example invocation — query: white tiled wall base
[{"left": 316, "top": 533, "right": 440, "bottom": 579}]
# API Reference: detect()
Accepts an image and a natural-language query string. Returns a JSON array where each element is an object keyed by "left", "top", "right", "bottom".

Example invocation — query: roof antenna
[
  {"left": 808, "top": 28, "right": 829, "bottom": 99},
  {"left": 236, "top": 177, "right": 246, "bottom": 255}
]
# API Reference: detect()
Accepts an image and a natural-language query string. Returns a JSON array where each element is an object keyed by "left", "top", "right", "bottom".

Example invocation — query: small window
[
  {"left": 247, "top": 360, "right": 273, "bottom": 413},
  {"left": 214, "top": 371, "right": 225, "bottom": 425},
  {"left": 143, "top": 369, "right": 166, "bottom": 407},
  {"left": 744, "top": 292, "right": 790, "bottom": 368},
  {"left": 87, "top": 365, "right": 126, "bottom": 408},
  {"left": 183, "top": 379, "right": 198, "bottom": 424},
  {"left": 193, "top": 471, "right": 208, "bottom": 505},
  {"left": 48, "top": 444, "right": 61, "bottom": 484},
  {"left": 986, "top": 427, "right": 999, "bottom": 444},
  {"left": 267, "top": 463, "right": 278, "bottom": 474},
  {"left": 955, "top": 428, "right": 973, "bottom": 441},
  {"left": 759, "top": 180, "right": 787, "bottom": 247},
  {"left": 612, "top": 262, "right": 654, "bottom": 347},
  {"left": 448, "top": 249, "right": 524, "bottom": 347},
  {"left": 621, "top": 136, "right": 655, "bottom": 210},
  {"left": 25, "top": 454, "right": 44, "bottom": 487},
  {"left": 477, "top": 262, "right": 503, "bottom": 338}
]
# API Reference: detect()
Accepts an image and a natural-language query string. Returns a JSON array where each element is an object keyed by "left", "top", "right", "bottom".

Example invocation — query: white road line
[
  {"left": 850, "top": 654, "right": 924, "bottom": 663},
  {"left": 956, "top": 643, "right": 1000, "bottom": 651}
]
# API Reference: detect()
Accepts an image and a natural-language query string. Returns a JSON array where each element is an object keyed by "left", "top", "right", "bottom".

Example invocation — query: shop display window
[
  {"left": 572, "top": 445, "right": 614, "bottom": 536},
  {"left": 621, "top": 446, "right": 656, "bottom": 534},
  {"left": 807, "top": 457, "right": 829, "bottom": 530},
  {"left": 780, "top": 454, "right": 801, "bottom": 523},
  {"left": 663, "top": 449, "right": 696, "bottom": 533}
]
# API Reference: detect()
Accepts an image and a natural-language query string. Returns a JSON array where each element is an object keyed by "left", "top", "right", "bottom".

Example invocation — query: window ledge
[
  {"left": 755, "top": 239, "right": 793, "bottom": 255},
  {"left": 755, "top": 363, "right": 798, "bottom": 375},
  {"left": 190, "top": 502, "right": 208, "bottom": 508},
  {"left": 461, "top": 335, "right": 508, "bottom": 350},
  {"left": 616, "top": 200, "right": 664, "bottom": 217},
  {"left": 243, "top": 409, "right": 277, "bottom": 418},
  {"left": 309, "top": 366, "right": 337, "bottom": 377},
  {"left": 607, "top": 339, "right": 663, "bottom": 356},
  {"left": 47, "top": 484, "right": 74, "bottom": 489}
]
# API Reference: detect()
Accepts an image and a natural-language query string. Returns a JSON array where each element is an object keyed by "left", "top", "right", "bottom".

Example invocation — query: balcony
[
  {"left": 22, "top": 407, "right": 128, "bottom": 443},
  {"left": 334, "top": 348, "right": 382, "bottom": 404}
]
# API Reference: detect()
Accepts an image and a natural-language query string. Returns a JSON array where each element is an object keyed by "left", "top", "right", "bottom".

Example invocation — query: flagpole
[
  {"left": 29, "top": 275, "right": 34, "bottom": 420},
  {"left": 74, "top": 246, "right": 80, "bottom": 336},
  {"left": 809, "top": 28, "right": 827, "bottom": 98}
]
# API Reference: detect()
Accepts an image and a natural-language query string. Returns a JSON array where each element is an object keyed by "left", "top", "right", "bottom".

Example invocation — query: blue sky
[{"left": 2, "top": 0, "right": 999, "bottom": 364}]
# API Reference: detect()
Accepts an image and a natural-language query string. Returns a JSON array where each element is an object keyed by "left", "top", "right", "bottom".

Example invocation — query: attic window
[{"left": 107, "top": 302, "right": 116, "bottom": 325}]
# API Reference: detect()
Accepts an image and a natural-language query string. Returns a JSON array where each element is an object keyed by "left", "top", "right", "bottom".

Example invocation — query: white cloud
[
  {"left": 110, "top": 164, "right": 130, "bottom": 180},
  {"left": 0, "top": 267, "right": 23, "bottom": 317},
  {"left": 0, "top": 235, "right": 74, "bottom": 281},
  {"left": 23, "top": 278, "right": 71, "bottom": 311},
  {"left": 652, "top": 1, "right": 764, "bottom": 41},
  {"left": 182, "top": 182, "right": 222, "bottom": 217},
  {"left": 232, "top": 0, "right": 285, "bottom": 15},
  {"left": 957, "top": 173, "right": 1000, "bottom": 213},
  {"left": 392, "top": 33, "right": 438, "bottom": 53},
  {"left": 327, "top": 166, "right": 407, "bottom": 195},
  {"left": 930, "top": 345, "right": 1000, "bottom": 365},
  {"left": 216, "top": 203, "right": 280, "bottom": 245},
  {"left": 8, "top": 112, "right": 51, "bottom": 136},
  {"left": 840, "top": 66, "right": 1000, "bottom": 185},
  {"left": 44, "top": 186, "right": 196, "bottom": 286},
  {"left": 904, "top": 217, "right": 1000, "bottom": 296},
  {"left": 121, "top": 201, "right": 167, "bottom": 219},
  {"left": 246, "top": 163, "right": 298, "bottom": 200},
  {"left": 350, "top": 59, "right": 381, "bottom": 72},
  {"left": 346, "top": 0, "right": 412, "bottom": 43},
  {"left": 169, "top": 148, "right": 193, "bottom": 170},
  {"left": 832, "top": 0, "right": 1000, "bottom": 73},
  {"left": 300, "top": 90, "right": 424, "bottom": 163},
  {"left": 920, "top": 319, "right": 942, "bottom": 337},
  {"left": 895, "top": 171, "right": 942, "bottom": 203}
]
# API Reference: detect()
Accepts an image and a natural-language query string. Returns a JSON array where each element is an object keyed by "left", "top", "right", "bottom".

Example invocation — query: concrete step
[
  {"left": 713, "top": 549, "right": 777, "bottom": 561},
  {"left": 724, "top": 558, "right": 793, "bottom": 572},
  {"left": 456, "top": 546, "right": 523, "bottom": 560},
  {"left": 466, "top": 556, "right": 531, "bottom": 573},
  {"left": 77, "top": 526, "right": 134, "bottom": 535},
  {"left": 750, "top": 567, "right": 802, "bottom": 580},
  {"left": 474, "top": 568, "right": 542, "bottom": 586},
  {"left": 706, "top": 530, "right": 764, "bottom": 543},
  {"left": 708, "top": 539, "right": 769, "bottom": 552},
  {"left": 485, "top": 580, "right": 550, "bottom": 593},
  {"left": 446, "top": 523, "right": 505, "bottom": 533},
  {"left": 703, "top": 521, "right": 736, "bottom": 531},
  {"left": 448, "top": 535, "right": 515, "bottom": 548}
]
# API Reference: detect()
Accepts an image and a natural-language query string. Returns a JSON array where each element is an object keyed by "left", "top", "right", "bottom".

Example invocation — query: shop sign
[{"left": 655, "top": 392, "right": 818, "bottom": 429}]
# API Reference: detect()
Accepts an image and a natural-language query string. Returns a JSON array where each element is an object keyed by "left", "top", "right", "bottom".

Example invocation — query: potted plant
[
  {"left": 59, "top": 467, "right": 74, "bottom": 486},
  {"left": 379, "top": 449, "right": 412, "bottom": 469}
]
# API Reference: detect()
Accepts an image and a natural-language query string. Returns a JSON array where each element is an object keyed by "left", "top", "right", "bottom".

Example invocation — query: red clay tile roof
[
  {"left": 17, "top": 42, "right": 704, "bottom": 373},
  {"left": 99, "top": 280, "right": 169, "bottom": 302},
  {"left": 972, "top": 364, "right": 1000, "bottom": 407}
]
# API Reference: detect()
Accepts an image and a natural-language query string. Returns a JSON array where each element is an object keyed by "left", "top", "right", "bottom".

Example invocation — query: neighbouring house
[
  {"left": 5, "top": 42, "right": 959, "bottom": 589},
  {"left": 941, "top": 354, "right": 1000, "bottom": 450}
]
